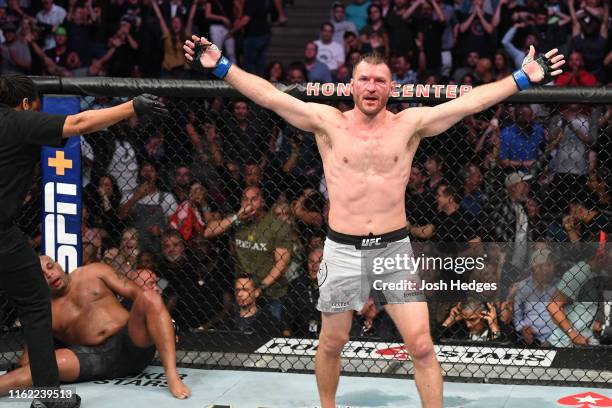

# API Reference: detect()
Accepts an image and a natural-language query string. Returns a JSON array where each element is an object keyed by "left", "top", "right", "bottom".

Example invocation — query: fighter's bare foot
[{"left": 167, "top": 375, "right": 191, "bottom": 399}]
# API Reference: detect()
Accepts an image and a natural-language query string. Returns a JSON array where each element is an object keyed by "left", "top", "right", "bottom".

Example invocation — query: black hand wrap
[
  {"left": 133, "top": 94, "right": 169, "bottom": 119},
  {"left": 533, "top": 54, "right": 554, "bottom": 85},
  {"left": 190, "top": 39, "right": 222, "bottom": 72},
  {"left": 191, "top": 40, "right": 208, "bottom": 72}
]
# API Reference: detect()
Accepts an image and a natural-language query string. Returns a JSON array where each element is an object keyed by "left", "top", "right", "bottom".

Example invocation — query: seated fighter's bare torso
[
  {"left": 50, "top": 265, "right": 130, "bottom": 346},
  {"left": 315, "top": 108, "right": 420, "bottom": 235}
]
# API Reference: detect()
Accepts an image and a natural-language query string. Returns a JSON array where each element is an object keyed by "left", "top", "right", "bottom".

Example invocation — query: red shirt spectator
[
  {"left": 169, "top": 192, "right": 206, "bottom": 243},
  {"left": 554, "top": 52, "right": 597, "bottom": 86}
]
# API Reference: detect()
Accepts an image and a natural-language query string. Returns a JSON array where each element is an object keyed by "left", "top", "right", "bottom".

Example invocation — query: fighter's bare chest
[
  {"left": 52, "top": 286, "right": 108, "bottom": 326},
  {"left": 328, "top": 127, "right": 412, "bottom": 172}
]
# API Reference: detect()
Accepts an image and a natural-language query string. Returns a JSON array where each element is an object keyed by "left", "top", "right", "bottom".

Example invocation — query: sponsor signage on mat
[
  {"left": 255, "top": 338, "right": 557, "bottom": 367},
  {"left": 557, "top": 392, "right": 612, "bottom": 407}
]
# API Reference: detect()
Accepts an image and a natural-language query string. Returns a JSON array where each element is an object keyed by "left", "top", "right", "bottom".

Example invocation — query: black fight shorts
[{"left": 68, "top": 326, "right": 155, "bottom": 382}]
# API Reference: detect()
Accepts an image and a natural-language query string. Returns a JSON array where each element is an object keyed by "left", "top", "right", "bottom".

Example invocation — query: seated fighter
[{"left": 0, "top": 256, "right": 191, "bottom": 400}]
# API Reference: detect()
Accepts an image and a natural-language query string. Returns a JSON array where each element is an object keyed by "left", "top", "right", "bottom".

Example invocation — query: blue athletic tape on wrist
[
  {"left": 212, "top": 56, "right": 232, "bottom": 79},
  {"left": 512, "top": 69, "right": 532, "bottom": 91}
]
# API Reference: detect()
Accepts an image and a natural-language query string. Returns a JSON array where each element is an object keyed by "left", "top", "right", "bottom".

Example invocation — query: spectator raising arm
[
  {"left": 66, "top": 0, "right": 77, "bottom": 22},
  {"left": 186, "top": 122, "right": 224, "bottom": 166},
  {"left": 567, "top": 0, "right": 582, "bottom": 38},
  {"left": 555, "top": 9, "right": 572, "bottom": 27},
  {"left": 605, "top": 49, "right": 612, "bottom": 69},
  {"left": 415, "top": 34, "right": 427, "bottom": 75},
  {"left": 203, "top": 202, "right": 255, "bottom": 239},
  {"left": 431, "top": 0, "right": 446, "bottom": 24},
  {"left": 86, "top": 0, "right": 99, "bottom": 23},
  {"left": 501, "top": 24, "right": 526, "bottom": 69},
  {"left": 7, "top": 0, "right": 36, "bottom": 24},
  {"left": 186, "top": 1, "right": 197, "bottom": 39},
  {"left": 23, "top": 30, "right": 65, "bottom": 76},
  {"left": 476, "top": 5, "right": 494, "bottom": 34},
  {"left": 600, "top": 2, "right": 609, "bottom": 40},
  {"left": 402, "top": 0, "right": 424, "bottom": 20},
  {"left": 491, "top": 0, "right": 504, "bottom": 29},
  {"left": 582, "top": 1, "right": 605, "bottom": 20},
  {"left": 151, "top": 0, "right": 171, "bottom": 38},
  {"left": 88, "top": 45, "right": 119, "bottom": 76},
  {"left": 459, "top": 7, "right": 477, "bottom": 34},
  {"left": 227, "top": 12, "right": 250, "bottom": 38}
]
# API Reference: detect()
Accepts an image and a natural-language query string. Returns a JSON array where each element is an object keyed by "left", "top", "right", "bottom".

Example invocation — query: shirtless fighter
[
  {"left": 184, "top": 37, "right": 564, "bottom": 407},
  {"left": 0, "top": 256, "right": 191, "bottom": 400}
]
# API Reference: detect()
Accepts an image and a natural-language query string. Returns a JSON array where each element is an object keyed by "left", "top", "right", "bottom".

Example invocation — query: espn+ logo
[{"left": 43, "top": 150, "right": 80, "bottom": 273}]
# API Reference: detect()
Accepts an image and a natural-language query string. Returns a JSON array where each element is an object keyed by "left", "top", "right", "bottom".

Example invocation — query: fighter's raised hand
[
  {"left": 183, "top": 35, "right": 222, "bottom": 69},
  {"left": 521, "top": 46, "right": 565, "bottom": 84}
]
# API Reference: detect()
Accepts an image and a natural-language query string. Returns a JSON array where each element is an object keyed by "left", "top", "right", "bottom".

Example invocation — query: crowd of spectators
[
  {"left": 4, "top": 91, "right": 609, "bottom": 350},
  {"left": 0, "top": 0, "right": 610, "bottom": 83},
  {"left": 1, "top": 0, "right": 611, "bottom": 351},
  {"left": 0, "top": 0, "right": 288, "bottom": 77}
]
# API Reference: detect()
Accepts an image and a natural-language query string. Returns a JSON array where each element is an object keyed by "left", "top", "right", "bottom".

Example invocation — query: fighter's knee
[
  {"left": 318, "top": 332, "right": 349, "bottom": 355},
  {"left": 56, "top": 354, "right": 71, "bottom": 367},
  {"left": 406, "top": 335, "right": 435, "bottom": 362},
  {"left": 139, "top": 289, "right": 165, "bottom": 311}
]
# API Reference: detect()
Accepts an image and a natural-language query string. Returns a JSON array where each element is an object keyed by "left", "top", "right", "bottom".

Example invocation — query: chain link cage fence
[{"left": 1, "top": 78, "right": 611, "bottom": 389}]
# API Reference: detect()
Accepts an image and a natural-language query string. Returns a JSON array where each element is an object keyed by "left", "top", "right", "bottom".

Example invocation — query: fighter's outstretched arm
[
  {"left": 412, "top": 46, "right": 565, "bottom": 138},
  {"left": 184, "top": 36, "right": 335, "bottom": 133}
]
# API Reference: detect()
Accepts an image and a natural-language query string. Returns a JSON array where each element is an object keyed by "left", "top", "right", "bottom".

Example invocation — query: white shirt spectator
[
  {"left": 120, "top": 190, "right": 178, "bottom": 219},
  {"left": 331, "top": 19, "right": 357, "bottom": 44},
  {"left": 314, "top": 39, "right": 344, "bottom": 71},
  {"left": 36, "top": 3, "right": 67, "bottom": 49},
  {"left": 0, "top": 38, "right": 31, "bottom": 74},
  {"left": 108, "top": 140, "right": 139, "bottom": 198},
  {"left": 551, "top": 115, "right": 591, "bottom": 176}
]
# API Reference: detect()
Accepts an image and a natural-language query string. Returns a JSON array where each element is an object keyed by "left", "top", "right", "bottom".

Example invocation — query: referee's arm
[
  {"left": 63, "top": 101, "right": 134, "bottom": 137},
  {"left": 62, "top": 95, "right": 168, "bottom": 138}
]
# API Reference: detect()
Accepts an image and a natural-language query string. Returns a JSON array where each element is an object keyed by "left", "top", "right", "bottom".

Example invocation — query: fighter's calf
[{"left": 128, "top": 289, "right": 169, "bottom": 349}]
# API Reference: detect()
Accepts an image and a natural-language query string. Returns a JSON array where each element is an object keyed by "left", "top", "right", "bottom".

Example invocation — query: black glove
[
  {"left": 190, "top": 38, "right": 222, "bottom": 72},
  {"left": 533, "top": 54, "right": 555, "bottom": 85},
  {"left": 133, "top": 94, "right": 169, "bottom": 119},
  {"left": 191, "top": 40, "right": 208, "bottom": 72}
]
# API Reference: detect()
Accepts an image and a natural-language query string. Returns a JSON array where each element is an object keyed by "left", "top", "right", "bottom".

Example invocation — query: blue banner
[{"left": 41, "top": 96, "right": 82, "bottom": 273}]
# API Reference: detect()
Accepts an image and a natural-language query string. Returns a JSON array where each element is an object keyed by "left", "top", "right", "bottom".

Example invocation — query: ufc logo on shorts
[
  {"left": 44, "top": 181, "right": 79, "bottom": 273},
  {"left": 361, "top": 237, "right": 382, "bottom": 247}
]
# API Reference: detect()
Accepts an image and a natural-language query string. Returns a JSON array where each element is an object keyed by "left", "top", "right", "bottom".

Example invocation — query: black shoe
[{"left": 30, "top": 393, "right": 81, "bottom": 408}]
